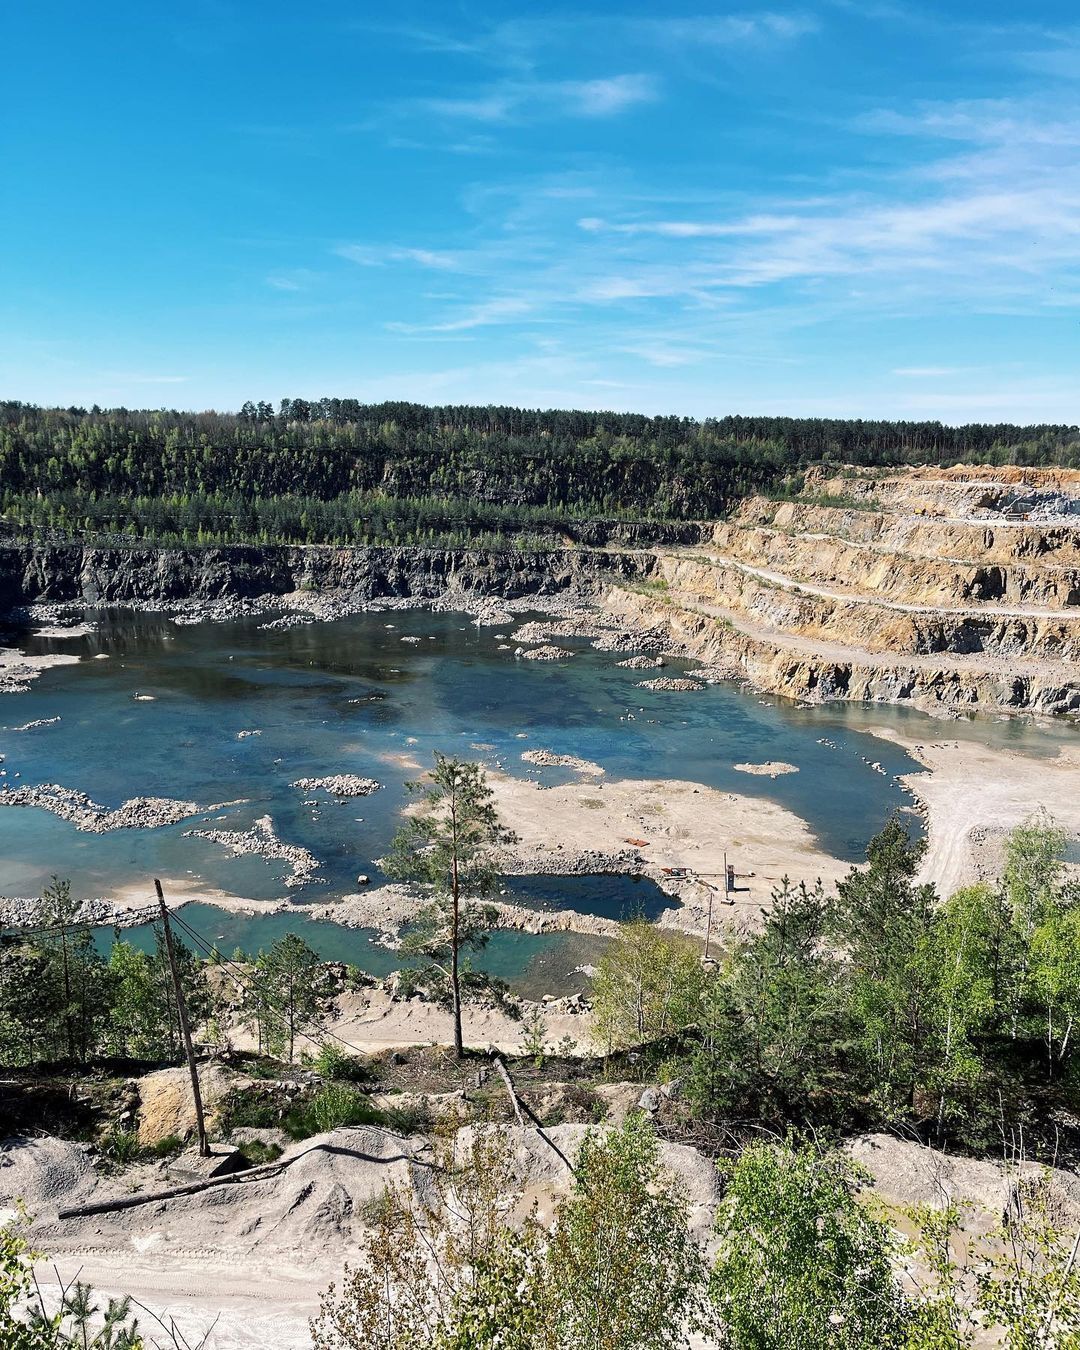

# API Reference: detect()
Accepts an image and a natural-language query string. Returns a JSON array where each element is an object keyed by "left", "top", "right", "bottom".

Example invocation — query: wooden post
[
  {"left": 705, "top": 870, "right": 715, "bottom": 962},
  {"left": 155, "top": 879, "right": 209, "bottom": 1157}
]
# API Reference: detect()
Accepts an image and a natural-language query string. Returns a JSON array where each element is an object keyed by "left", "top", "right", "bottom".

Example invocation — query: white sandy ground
[
  {"left": 97, "top": 728, "right": 1080, "bottom": 956},
  {"left": 868, "top": 728, "right": 1080, "bottom": 898},
  {"left": 0, "top": 648, "right": 81, "bottom": 692},
  {"left": 487, "top": 769, "right": 851, "bottom": 929}
]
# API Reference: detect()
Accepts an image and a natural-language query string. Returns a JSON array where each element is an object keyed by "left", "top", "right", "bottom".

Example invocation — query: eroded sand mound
[
  {"left": 37, "top": 1127, "right": 432, "bottom": 1261},
  {"left": 0, "top": 1136, "right": 98, "bottom": 1222},
  {"left": 28, "top": 1123, "right": 719, "bottom": 1266}
]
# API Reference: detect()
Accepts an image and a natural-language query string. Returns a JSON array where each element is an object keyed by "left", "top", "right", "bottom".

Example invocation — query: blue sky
[{"left": 2, "top": 1, "right": 1079, "bottom": 422}]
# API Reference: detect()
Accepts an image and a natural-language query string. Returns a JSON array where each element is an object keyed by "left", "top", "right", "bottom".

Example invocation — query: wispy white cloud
[
  {"left": 419, "top": 73, "right": 658, "bottom": 124},
  {"left": 892, "top": 367, "right": 964, "bottom": 378},
  {"left": 637, "top": 13, "right": 819, "bottom": 46},
  {"left": 388, "top": 296, "right": 535, "bottom": 333},
  {"left": 370, "top": 11, "right": 816, "bottom": 67},
  {"left": 336, "top": 244, "right": 462, "bottom": 270},
  {"left": 265, "top": 268, "right": 322, "bottom": 292},
  {"left": 572, "top": 89, "right": 1080, "bottom": 304}
]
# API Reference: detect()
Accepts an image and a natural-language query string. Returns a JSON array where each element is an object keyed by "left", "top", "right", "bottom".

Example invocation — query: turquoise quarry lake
[{"left": 1, "top": 607, "right": 1065, "bottom": 989}]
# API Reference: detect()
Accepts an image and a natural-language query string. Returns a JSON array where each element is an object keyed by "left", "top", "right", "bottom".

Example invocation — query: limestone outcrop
[{"left": 605, "top": 465, "right": 1080, "bottom": 716}]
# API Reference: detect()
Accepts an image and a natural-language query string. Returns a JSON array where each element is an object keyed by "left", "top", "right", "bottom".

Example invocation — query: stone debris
[
  {"left": 184, "top": 814, "right": 322, "bottom": 889},
  {"left": 616, "top": 655, "right": 664, "bottom": 669},
  {"left": 521, "top": 750, "right": 604, "bottom": 777},
  {"left": 636, "top": 677, "right": 705, "bottom": 692},
  {"left": 0, "top": 783, "right": 207, "bottom": 833},
  {"left": 289, "top": 775, "right": 382, "bottom": 797},
  {"left": 733, "top": 761, "right": 799, "bottom": 778},
  {"left": 258, "top": 614, "right": 315, "bottom": 630},
  {"left": 510, "top": 622, "right": 554, "bottom": 644},
  {"left": 520, "top": 645, "right": 575, "bottom": 662},
  {"left": 592, "top": 628, "right": 669, "bottom": 654},
  {"left": 0, "top": 895, "right": 158, "bottom": 928},
  {"left": 686, "top": 664, "right": 741, "bottom": 683}
]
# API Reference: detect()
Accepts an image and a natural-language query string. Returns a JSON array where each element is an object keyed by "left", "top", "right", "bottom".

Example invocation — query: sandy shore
[
  {"left": 487, "top": 770, "right": 851, "bottom": 934},
  {"left": 0, "top": 647, "right": 81, "bottom": 694},
  {"left": 868, "top": 728, "right": 1080, "bottom": 897},
  {"left": 106, "top": 877, "right": 290, "bottom": 916},
  {"left": 321, "top": 985, "right": 591, "bottom": 1055}
]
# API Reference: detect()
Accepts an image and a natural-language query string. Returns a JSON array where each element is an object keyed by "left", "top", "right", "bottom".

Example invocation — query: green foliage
[
  {"left": 830, "top": 816, "right": 942, "bottom": 1117},
  {"left": 287, "top": 1084, "right": 383, "bottom": 1138},
  {"left": 311, "top": 1130, "right": 538, "bottom": 1350},
  {"left": 1, "top": 1213, "right": 216, "bottom": 1346},
  {"left": 0, "top": 879, "right": 112, "bottom": 1066},
  {"left": 216, "top": 1088, "right": 281, "bottom": 1133},
  {"left": 688, "top": 878, "right": 843, "bottom": 1122},
  {"left": 100, "top": 1128, "right": 141, "bottom": 1165},
  {"left": 144, "top": 1134, "right": 184, "bottom": 1158},
  {"left": 542, "top": 1113, "right": 708, "bottom": 1348},
  {"left": 4, "top": 402, "right": 1078, "bottom": 549},
  {"left": 385, "top": 754, "right": 515, "bottom": 1057},
  {"left": 312, "top": 1117, "right": 705, "bottom": 1350},
  {"left": 604, "top": 813, "right": 1080, "bottom": 1156},
  {"left": 521, "top": 1006, "right": 548, "bottom": 1068},
  {"left": 902, "top": 1174, "right": 1080, "bottom": 1348},
  {"left": 589, "top": 919, "right": 706, "bottom": 1054},
  {"left": 710, "top": 1141, "right": 910, "bottom": 1349},
  {"left": 237, "top": 1138, "right": 283, "bottom": 1166},
  {"left": 314, "top": 1042, "right": 370, "bottom": 1082},
  {"left": 243, "top": 934, "right": 333, "bottom": 1063},
  {"left": 104, "top": 931, "right": 204, "bottom": 1061},
  {"left": 0, "top": 889, "right": 207, "bottom": 1072}
]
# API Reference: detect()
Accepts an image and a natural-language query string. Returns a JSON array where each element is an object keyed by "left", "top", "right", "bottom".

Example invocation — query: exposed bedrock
[
  {"left": 657, "top": 555, "right": 1080, "bottom": 663},
  {"left": 0, "top": 543, "right": 657, "bottom": 610},
  {"left": 607, "top": 587, "right": 1080, "bottom": 715}
]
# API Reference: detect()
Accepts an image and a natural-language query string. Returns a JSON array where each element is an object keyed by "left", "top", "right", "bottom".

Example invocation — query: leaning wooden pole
[{"left": 155, "top": 878, "right": 209, "bottom": 1157}]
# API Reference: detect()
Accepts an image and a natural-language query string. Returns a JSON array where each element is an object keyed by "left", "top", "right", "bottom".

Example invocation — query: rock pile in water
[
  {"left": 521, "top": 750, "right": 604, "bottom": 777},
  {"left": 616, "top": 655, "right": 664, "bottom": 669},
  {"left": 0, "top": 783, "right": 205, "bottom": 833},
  {"left": 184, "top": 814, "right": 322, "bottom": 888},
  {"left": 290, "top": 775, "right": 382, "bottom": 797},
  {"left": 521, "top": 645, "right": 575, "bottom": 662},
  {"left": 636, "top": 677, "right": 705, "bottom": 692}
]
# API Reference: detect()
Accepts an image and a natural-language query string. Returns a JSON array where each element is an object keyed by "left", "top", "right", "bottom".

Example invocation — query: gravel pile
[
  {"left": 0, "top": 783, "right": 205, "bottom": 833},
  {"left": 290, "top": 775, "right": 382, "bottom": 797},
  {"left": 184, "top": 814, "right": 322, "bottom": 888},
  {"left": 636, "top": 677, "right": 705, "bottom": 692},
  {"left": 521, "top": 750, "right": 604, "bottom": 777},
  {"left": 615, "top": 655, "right": 663, "bottom": 669},
  {"left": 520, "top": 645, "right": 575, "bottom": 662}
]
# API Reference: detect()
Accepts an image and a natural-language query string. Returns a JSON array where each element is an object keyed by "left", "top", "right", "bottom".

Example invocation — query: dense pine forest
[{"left": 2, "top": 399, "right": 1078, "bottom": 546}]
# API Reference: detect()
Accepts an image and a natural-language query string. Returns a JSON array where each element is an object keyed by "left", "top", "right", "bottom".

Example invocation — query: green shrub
[
  {"left": 284, "top": 1084, "right": 382, "bottom": 1139},
  {"left": 146, "top": 1133, "right": 184, "bottom": 1158},
  {"left": 217, "top": 1088, "right": 281, "bottom": 1134},
  {"left": 380, "top": 1102, "right": 434, "bottom": 1135},
  {"left": 101, "top": 1127, "right": 141, "bottom": 1164},
  {"left": 239, "top": 1138, "right": 284, "bottom": 1166},
  {"left": 314, "top": 1042, "right": 370, "bottom": 1082}
]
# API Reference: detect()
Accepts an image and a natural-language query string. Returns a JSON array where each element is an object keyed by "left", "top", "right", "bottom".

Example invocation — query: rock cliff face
[
  {"left": 605, "top": 467, "right": 1080, "bottom": 716},
  {"left": 0, "top": 542, "right": 656, "bottom": 610},
  {"left": 5, "top": 465, "right": 1079, "bottom": 718}
]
